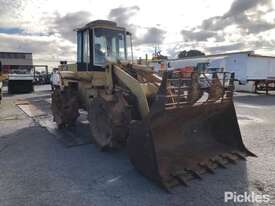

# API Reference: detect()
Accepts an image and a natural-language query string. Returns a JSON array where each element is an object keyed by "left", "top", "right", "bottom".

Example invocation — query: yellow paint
[{"left": 113, "top": 65, "right": 150, "bottom": 118}]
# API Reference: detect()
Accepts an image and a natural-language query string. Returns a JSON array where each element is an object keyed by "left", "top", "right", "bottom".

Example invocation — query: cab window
[
  {"left": 83, "top": 30, "right": 90, "bottom": 63},
  {"left": 94, "top": 28, "right": 126, "bottom": 66}
]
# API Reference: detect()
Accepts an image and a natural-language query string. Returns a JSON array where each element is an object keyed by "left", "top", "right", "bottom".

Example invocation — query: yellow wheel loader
[{"left": 51, "top": 20, "right": 255, "bottom": 189}]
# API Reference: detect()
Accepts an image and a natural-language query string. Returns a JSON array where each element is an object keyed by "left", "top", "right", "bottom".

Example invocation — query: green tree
[{"left": 178, "top": 50, "right": 205, "bottom": 58}]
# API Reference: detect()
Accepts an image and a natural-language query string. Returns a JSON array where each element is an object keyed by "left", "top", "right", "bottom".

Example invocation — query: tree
[{"left": 177, "top": 50, "right": 205, "bottom": 59}]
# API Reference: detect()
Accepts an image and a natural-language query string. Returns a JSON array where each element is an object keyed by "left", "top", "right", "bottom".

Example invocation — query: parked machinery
[
  {"left": 0, "top": 61, "right": 7, "bottom": 103},
  {"left": 8, "top": 67, "right": 34, "bottom": 94},
  {"left": 51, "top": 20, "right": 255, "bottom": 189}
]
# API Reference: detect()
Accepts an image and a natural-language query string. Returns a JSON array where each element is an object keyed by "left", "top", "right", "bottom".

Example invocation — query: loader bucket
[{"left": 127, "top": 71, "right": 255, "bottom": 189}]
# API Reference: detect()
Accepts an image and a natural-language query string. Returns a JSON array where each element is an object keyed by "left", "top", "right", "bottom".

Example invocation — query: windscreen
[{"left": 94, "top": 28, "right": 126, "bottom": 66}]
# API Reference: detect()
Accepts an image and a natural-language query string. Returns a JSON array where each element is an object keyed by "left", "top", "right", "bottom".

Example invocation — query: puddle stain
[{"left": 238, "top": 115, "right": 264, "bottom": 125}]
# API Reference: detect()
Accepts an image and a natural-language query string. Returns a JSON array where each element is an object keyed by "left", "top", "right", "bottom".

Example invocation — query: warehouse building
[{"left": 0, "top": 52, "right": 33, "bottom": 73}]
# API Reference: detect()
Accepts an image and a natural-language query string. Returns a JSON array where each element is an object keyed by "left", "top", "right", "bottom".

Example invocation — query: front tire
[{"left": 88, "top": 94, "right": 130, "bottom": 150}]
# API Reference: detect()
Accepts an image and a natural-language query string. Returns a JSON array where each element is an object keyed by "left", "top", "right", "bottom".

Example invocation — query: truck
[{"left": 8, "top": 67, "right": 34, "bottom": 94}]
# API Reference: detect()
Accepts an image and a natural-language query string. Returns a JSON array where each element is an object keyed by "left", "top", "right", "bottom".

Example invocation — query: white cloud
[
  {"left": 47, "top": 11, "right": 93, "bottom": 42},
  {"left": 0, "top": 33, "right": 76, "bottom": 68},
  {"left": 0, "top": 0, "right": 275, "bottom": 67}
]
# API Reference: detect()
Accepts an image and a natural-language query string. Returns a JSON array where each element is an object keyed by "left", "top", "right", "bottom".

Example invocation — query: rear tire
[{"left": 51, "top": 87, "right": 79, "bottom": 128}]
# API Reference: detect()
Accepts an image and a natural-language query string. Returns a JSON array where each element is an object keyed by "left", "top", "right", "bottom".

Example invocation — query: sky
[{"left": 0, "top": 0, "right": 275, "bottom": 68}]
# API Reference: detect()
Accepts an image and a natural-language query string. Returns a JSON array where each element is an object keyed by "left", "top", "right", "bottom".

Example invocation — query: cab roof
[{"left": 76, "top": 20, "right": 126, "bottom": 32}]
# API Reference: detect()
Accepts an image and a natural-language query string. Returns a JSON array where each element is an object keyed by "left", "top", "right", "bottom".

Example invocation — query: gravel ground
[{"left": 0, "top": 85, "right": 274, "bottom": 206}]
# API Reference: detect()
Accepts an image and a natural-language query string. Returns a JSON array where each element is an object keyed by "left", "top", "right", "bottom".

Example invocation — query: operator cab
[{"left": 76, "top": 20, "right": 131, "bottom": 71}]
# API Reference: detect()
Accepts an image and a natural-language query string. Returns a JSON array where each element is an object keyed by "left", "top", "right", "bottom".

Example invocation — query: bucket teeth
[
  {"left": 173, "top": 175, "right": 189, "bottom": 187},
  {"left": 163, "top": 151, "right": 251, "bottom": 189},
  {"left": 231, "top": 151, "right": 247, "bottom": 160},
  {"left": 221, "top": 154, "right": 237, "bottom": 164},
  {"left": 199, "top": 163, "right": 215, "bottom": 174},
  {"left": 184, "top": 169, "right": 202, "bottom": 180},
  {"left": 172, "top": 168, "right": 202, "bottom": 182},
  {"left": 211, "top": 158, "right": 227, "bottom": 169}
]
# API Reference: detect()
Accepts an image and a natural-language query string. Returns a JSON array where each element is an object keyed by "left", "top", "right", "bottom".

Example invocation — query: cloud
[
  {"left": 166, "top": 34, "right": 275, "bottom": 57},
  {"left": 135, "top": 27, "right": 167, "bottom": 46},
  {"left": 108, "top": 6, "right": 140, "bottom": 29},
  {"left": 181, "top": 0, "right": 274, "bottom": 41},
  {"left": 108, "top": 6, "right": 166, "bottom": 46},
  {"left": 178, "top": 0, "right": 275, "bottom": 55},
  {"left": 2, "top": 0, "right": 274, "bottom": 66},
  {"left": 206, "top": 43, "right": 245, "bottom": 53},
  {"left": 204, "top": 38, "right": 275, "bottom": 54},
  {"left": 108, "top": 5, "right": 140, "bottom": 42},
  {"left": 0, "top": 9, "right": 90, "bottom": 68},
  {"left": 108, "top": 6, "right": 139, "bottom": 41},
  {"left": 251, "top": 38, "right": 275, "bottom": 48},
  {"left": 201, "top": 0, "right": 274, "bottom": 34},
  {"left": 48, "top": 11, "right": 92, "bottom": 42},
  {"left": 181, "top": 29, "right": 224, "bottom": 42},
  {"left": 0, "top": 0, "right": 23, "bottom": 17},
  {"left": 0, "top": 33, "right": 75, "bottom": 60},
  {"left": 0, "top": 0, "right": 26, "bottom": 28},
  {"left": 224, "top": 0, "right": 272, "bottom": 17},
  {"left": 166, "top": 44, "right": 186, "bottom": 58}
]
